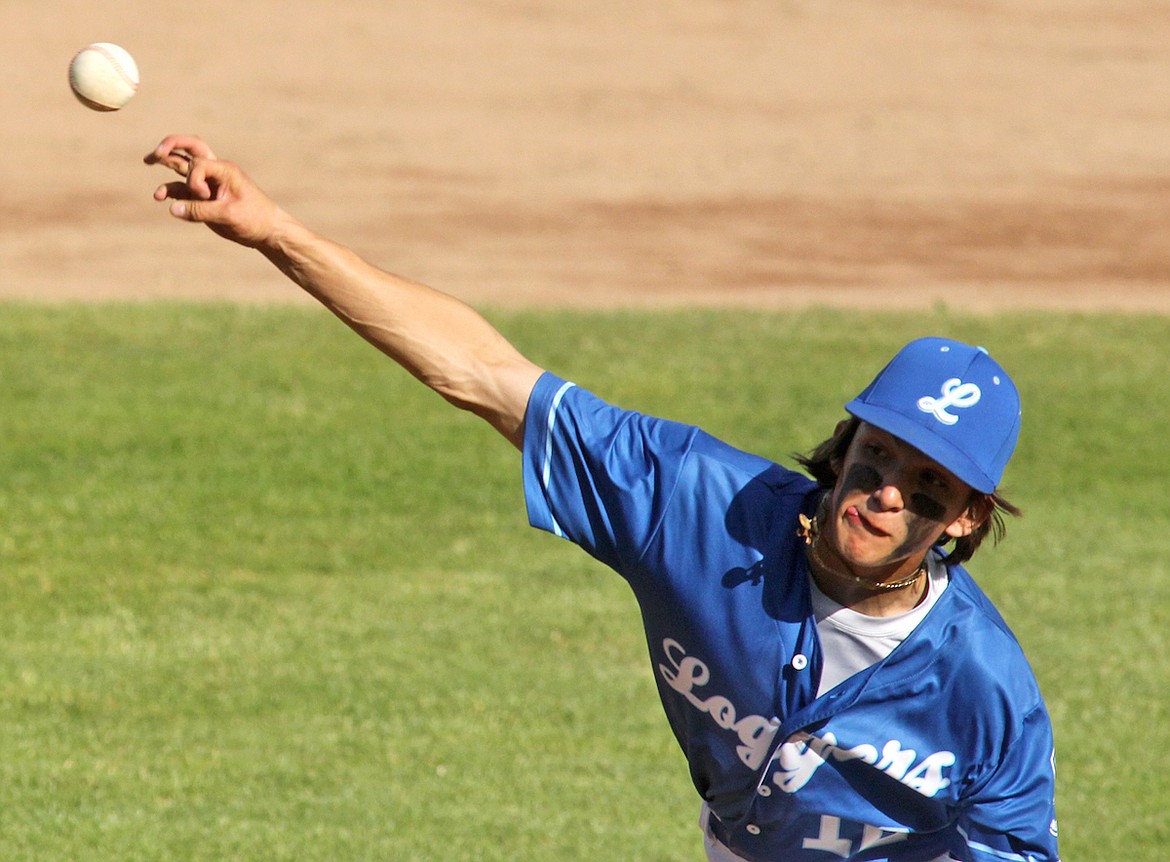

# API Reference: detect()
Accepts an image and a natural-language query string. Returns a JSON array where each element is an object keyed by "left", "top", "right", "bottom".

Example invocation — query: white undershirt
[{"left": 811, "top": 553, "right": 948, "bottom": 697}]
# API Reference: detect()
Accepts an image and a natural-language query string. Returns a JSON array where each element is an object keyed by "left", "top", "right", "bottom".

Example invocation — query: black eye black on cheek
[
  {"left": 841, "top": 464, "right": 882, "bottom": 494},
  {"left": 908, "top": 493, "right": 947, "bottom": 522}
]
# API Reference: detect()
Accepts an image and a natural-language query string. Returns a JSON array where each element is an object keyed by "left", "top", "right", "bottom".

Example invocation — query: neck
[{"left": 799, "top": 502, "right": 931, "bottom": 616}]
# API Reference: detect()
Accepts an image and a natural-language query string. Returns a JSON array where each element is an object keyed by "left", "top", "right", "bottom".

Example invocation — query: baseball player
[{"left": 146, "top": 135, "right": 1059, "bottom": 862}]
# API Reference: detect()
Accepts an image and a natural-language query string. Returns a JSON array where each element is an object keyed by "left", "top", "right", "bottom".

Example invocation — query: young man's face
[{"left": 824, "top": 422, "right": 982, "bottom": 577}]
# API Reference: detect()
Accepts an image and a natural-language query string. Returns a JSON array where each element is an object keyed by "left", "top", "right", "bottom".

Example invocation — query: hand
[{"left": 144, "top": 135, "right": 281, "bottom": 248}]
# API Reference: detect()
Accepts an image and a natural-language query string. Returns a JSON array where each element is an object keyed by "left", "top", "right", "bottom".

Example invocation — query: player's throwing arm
[{"left": 145, "top": 136, "right": 543, "bottom": 447}]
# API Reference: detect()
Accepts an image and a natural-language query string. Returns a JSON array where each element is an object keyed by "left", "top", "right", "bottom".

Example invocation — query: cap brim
[{"left": 845, "top": 400, "right": 997, "bottom": 494}]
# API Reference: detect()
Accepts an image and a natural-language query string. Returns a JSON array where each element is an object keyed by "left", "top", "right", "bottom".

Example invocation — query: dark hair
[{"left": 792, "top": 417, "right": 1021, "bottom": 566}]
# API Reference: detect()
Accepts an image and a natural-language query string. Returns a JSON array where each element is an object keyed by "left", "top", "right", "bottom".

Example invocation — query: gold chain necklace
[{"left": 797, "top": 503, "right": 928, "bottom": 592}]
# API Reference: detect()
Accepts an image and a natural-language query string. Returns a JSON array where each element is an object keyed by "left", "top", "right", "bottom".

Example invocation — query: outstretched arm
[{"left": 145, "top": 135, "right": 544, "bottom": 448}]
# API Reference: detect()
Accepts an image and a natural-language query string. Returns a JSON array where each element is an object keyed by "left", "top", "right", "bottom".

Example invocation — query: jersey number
[{"left": 802, "top": 815, "right": 907, "bottom": 858}]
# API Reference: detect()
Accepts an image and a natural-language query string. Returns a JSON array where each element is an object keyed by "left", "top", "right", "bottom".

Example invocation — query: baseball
[{"left": 68, "top": 43, "right": 139, "bottom": 111}]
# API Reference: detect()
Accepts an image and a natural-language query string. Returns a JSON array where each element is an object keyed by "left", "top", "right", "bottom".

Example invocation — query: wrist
[{"left": 262, "top": 207, "right": 309, "bottom": 258}]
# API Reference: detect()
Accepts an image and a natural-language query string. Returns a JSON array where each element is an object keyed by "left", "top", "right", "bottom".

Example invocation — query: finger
[
  {"left": 166, "top": 193, "right": 221, "bottom": 223},
  {"left": 154, "top": 181, "right": 192, "bottom": 202},
  {"left": 144, "top": 148, "right": 195, "bottom": 180},
  {"left": 143, "top": 135, "right": 218, "bottom": 166},
  {"left": 186, "top": 162, "right": 216, "bottom": 201},
  {"left": 143, "top": 136, "right": 183, "bottom": 165},
  {"left": 178, "top": 136, "right": 217, "bottom": 160},
  {"left": 144, "top": 134, "right": 217, "bottom": 161},
  {"left": 161, "top": 151, "right": 193, "bottom": 177}
]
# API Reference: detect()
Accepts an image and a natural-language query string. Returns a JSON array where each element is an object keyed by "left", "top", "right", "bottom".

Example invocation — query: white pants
[
  {"left": 698, "top": 802, "right": 956, "bottom": 862},
  {"left": 700, "top": 803, "right": 752, "bottom": 862}
]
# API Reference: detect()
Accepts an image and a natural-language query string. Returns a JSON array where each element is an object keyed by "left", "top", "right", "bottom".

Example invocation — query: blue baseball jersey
[{"left": 521, "top": 373, "right": 1059, "bottom": 862}]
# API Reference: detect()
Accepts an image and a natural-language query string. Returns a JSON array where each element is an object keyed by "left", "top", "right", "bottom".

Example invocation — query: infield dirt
[{"left": 4, "top": 0, "right": 1169, "bottom": 312}]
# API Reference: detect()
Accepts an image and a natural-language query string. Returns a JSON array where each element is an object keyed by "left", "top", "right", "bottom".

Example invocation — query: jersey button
[
  {"left": 791, "top": 653, "right": 808, "bottom": 671},
  {"left": 746, "top": 824, "right": 761, "bottom": 835},
  {"left": 757, "top": 785, "right": 772, "bottom": 797}
]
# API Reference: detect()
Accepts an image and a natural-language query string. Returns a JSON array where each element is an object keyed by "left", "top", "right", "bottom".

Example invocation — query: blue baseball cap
[{"left": 844, "top": 337, "right": 1021, "bottom": 493}]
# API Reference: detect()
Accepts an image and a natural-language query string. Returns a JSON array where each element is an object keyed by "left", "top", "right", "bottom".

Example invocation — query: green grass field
[{"left": 0, "top": 303, "right": 1165, "bottom": 861}]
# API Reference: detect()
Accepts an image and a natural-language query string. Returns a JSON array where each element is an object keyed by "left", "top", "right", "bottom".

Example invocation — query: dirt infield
[{"left": 4, "top": 0, "right": 1170, "bottom": 312}]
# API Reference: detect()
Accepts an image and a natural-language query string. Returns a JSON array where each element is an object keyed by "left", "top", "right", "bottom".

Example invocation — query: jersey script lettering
[
  {"left": 658, "top": 639, "right": 956, "bottom": 798},
  {"left": 658, "top": 638, "right": 780, "bottom": 769},
  {"left": 776, "top": 731, "right": 955, "bottom": 797}
]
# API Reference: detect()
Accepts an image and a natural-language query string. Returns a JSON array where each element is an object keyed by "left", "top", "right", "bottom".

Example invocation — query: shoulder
[
  {"left": 527, "top": 371, "right": 811, "bottom": 491},
  {"left": 930, "top": 566, "right": 1046, "bottom": 712}
]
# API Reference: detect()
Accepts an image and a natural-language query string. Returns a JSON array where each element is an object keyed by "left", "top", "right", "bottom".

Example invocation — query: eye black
[
  {"left": 908, "top": 493, "right": 947, "bottom": 521},
  {"left": 843, "top": 464, "right": 883, "bottom": 493}
]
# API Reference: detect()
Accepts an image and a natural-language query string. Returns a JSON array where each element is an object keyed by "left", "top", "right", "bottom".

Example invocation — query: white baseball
[{"left": 69, "top": 43, "right": 139, "bottom": 111}]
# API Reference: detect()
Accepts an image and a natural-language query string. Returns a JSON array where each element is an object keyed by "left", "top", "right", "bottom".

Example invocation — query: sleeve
[
  {"left": 521, "top": 372, "right": 700, "bottom": 574},
  {"left": 959, "top": 703, "right": 1060, "bottom": 862}
]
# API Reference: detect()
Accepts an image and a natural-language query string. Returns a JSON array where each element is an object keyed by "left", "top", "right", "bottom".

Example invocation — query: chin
[
  {"left": 835, "top": 527, "right": 903, "bottom": 567},
  {"left": 835, "top": 541, "right": 905, "bottom": 576}
]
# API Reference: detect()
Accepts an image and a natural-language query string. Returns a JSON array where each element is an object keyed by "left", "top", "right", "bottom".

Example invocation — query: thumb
[{"left": 170, "top": 199, "right": 208, "bottom": 222}]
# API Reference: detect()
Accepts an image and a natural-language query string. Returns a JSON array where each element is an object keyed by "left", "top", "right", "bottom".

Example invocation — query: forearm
[
  {"left": 263, "top": 212, "right": 543, "bottom": 447},
  {"left": 145, "top": 135, "right": 542, "bottom": 445}
]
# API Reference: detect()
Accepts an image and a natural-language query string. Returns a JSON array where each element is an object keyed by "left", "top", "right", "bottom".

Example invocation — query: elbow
[{"left": 422, "top": 357, "right": 541, "bottom": 446}]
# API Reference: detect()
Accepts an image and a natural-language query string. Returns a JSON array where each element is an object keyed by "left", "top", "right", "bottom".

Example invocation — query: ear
[{"left": 943, "top": 496, "right": 991, "bottom": 539}]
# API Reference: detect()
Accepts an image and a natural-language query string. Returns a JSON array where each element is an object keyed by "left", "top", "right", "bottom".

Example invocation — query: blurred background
[{"left": 4, "top": 0, "right": 1170, "bottom": 309}]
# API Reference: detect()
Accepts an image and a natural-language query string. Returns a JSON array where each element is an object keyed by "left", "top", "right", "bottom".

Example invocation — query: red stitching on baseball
[{"left": 92, "top": 44, "right": 139, "bottom": 92}]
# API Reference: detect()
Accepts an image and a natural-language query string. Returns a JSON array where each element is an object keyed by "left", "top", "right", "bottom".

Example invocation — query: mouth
[{"left": 846, "top": 505, "right": 890, "bottom": 538}]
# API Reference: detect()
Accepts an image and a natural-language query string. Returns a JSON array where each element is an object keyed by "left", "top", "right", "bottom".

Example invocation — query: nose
[{"left": 872, "top": 480, "right": 905, "bottom": 512}]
